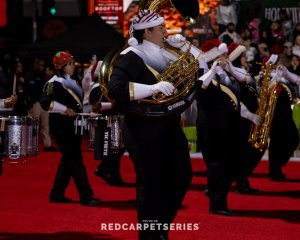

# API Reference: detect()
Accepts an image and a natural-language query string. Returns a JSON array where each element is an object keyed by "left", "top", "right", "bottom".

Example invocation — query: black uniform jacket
[{"left": 40, "top": 76, "right": 83, "bottom": 113}]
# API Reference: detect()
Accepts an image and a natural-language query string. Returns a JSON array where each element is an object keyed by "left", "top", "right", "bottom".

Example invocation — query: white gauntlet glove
[
  {"left": 49, "top": 101, "right": 68, "bottom": 113},
  {"left": 225, "top": 62, "right": 251, "bottom": 83},
  {"left": 199, "top": 60, "right": 220, "bottom": 89},
  {"left": 268, "top": 77, "right": 277, "bottom": 89},
  {"left": 246, "top": 112, "right": 261, "bottom": 125},
  {"left": 284, "top": 68, "right": 300, "bottom": 84},
  {"left": 151, "top": 81, "right": 175, "bottom": 95},
  {"left": 269, "top": 67, "right": 283, "bottom": 89},
  {"left": 131, "top": 82, "right": 175, "bottom": 101},
  {"left": 240, "top": 103, "right": 261, "bottom": 125},
  {"left": 166, "top": 34, "right": 186, "bottom": 48}
]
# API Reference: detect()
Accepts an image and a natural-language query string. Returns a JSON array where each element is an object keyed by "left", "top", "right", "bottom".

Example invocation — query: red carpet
[{"left": 1, "top": 145, "right": 300, "bottom": 240}]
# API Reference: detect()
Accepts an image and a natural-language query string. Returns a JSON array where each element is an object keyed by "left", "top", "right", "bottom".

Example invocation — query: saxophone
[{"left": 248, "top": 62, "right": 283, "bottom": 150}]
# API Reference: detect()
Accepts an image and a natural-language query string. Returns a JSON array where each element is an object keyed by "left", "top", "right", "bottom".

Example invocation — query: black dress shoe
[
  {"left": 209, "top": 208, "right": 237, "bottom": 216},
  {"left": 109, "top": 174, "right": 128, "bottom": 187},
  {"left": 95, "top": 169, "right": 127, "bottom": 187},
  {"left": 147, "top": 235, "right": 168, "bottom": 240},
  {"left": 159, "top": 234, "right": 169, "bottom": 240},
  {"left": 236, "top": 187, "right": 260, "bottom": 195},
  {"left": 270, "top": 174, "right": 286, "bottom": 182},
  {"left": 109, "top": 179, "right": 129, "bottom": 187},
  {"left": 203, "top": 188, "right": 209, "bottom": 197},
  {"left": 80, "top": 197, "right": 101, "bottom": 206},
  {"left": 94, "top": 169, "right": 111, "bottom": 182},
  {"left": 49, "top": 196, "right": 73, "bottom": 203},
  {"left": 44, "top": 146, "right": 57, "bottom": 152}
]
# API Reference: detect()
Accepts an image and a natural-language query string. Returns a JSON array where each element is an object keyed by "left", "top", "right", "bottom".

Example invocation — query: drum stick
[
  {"left": 0, "top": 119, "right": 6, "bottom": 132},
  {"left": 49, "top": 112, "right": 101, "bottom": 117},
  {"left": 12, "top": 74, "right": 17, "bottom": 95},
  {"left": 75, "top": 112, "right": 101, "bottom": 117}
]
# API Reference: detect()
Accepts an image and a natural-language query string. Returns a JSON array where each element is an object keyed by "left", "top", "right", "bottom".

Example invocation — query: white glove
[
  {"left": 224, "top": 60, "right": 234, "bottom": 72},
  {"left": 101, "top": 102, "right": 113, "bottom": 111},
  {"left": 166, "top": 34, "right": 186, "bottom": 48},
  {"left": 275, "top": 66, "right": 283, "bottom": 79},
  {"left": 199, "top": 57, "right": 208, "bottom": 72},
  {"left": 49, "top": 101, "right": 67, "bottom": 113},
  {"left": 199, "top": 60, "right": 219, "bottom": 89},
  {"left": 240, "top": 103, "right": 261, "bottom": 125},
  {"left": 247, "top": 112, "right": 261, "bottom": 125},
  {"left": 284, "top": 68, "right": 300, "bottom": 84},
  {"left": 152, "top": 81, "right": 174, "bottom": 95},
  {"left": 225, "top": 62, "right": 251, "bottom": 83},
  {"left": 131, "top": 81, "right": 175, "bottom": 101},
  {"left": 268, "top": 77, "right": 277, "bottom": 89}
]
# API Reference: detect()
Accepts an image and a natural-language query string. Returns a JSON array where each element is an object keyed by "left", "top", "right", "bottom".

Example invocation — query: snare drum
[
  {"left": 87, "top": 116, "right": 98, "bottom": 149},
  {"left": 109, "top": 115, "right": 125, "bottom": 153},
  {"left": 26, "top": 117, "right": 39, "bottom": 156},
  {"left": 93, "top": 115, "right": 125, "bottom": 160},
  {"left": 2, "top": 116, "right": 39, "bottom": 162}
]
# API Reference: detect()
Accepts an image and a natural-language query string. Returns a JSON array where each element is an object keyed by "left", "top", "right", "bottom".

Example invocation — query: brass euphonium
[
  {"left": 99, "top": 0, "right": 201, "bottom": 117},
  {"left": 248, "top": 62, "right": 283, "bottom": 150}
]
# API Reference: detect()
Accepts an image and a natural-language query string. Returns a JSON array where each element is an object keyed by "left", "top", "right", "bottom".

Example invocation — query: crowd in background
[{"left": 0, "top": 4, "right": 300, "bottom": 148}]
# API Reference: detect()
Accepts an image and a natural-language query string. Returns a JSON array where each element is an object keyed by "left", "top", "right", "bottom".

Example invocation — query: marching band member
[
  {"left": 82, "top": 53, "right": 97, "bottom": 113},
  {"left": 227, "top": 43, "right": 263, "bottom": 194},
  {"left": 264, "top": 55, "right": 300, "bottom": 181},
  {"left": 89, "top": 61, "right": 127, "bottom": 186},
  {"left": 196, "top": 39, "right": 250, "bottom": 216},
  {"left": 40, "top": 51, "right": 100, "bottom": 206},
  {"left": 107, "top": 9, "right": 208, "bottom": 240}
]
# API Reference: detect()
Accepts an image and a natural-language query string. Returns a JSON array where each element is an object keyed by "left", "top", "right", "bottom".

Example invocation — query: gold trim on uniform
[
  {"left": 145, "top": 64, "right": 159, "bottom": 77},
  {"left": 63, "top": 87, "right": 83, "bottom": 108},
  {"left": 246, "top": 84, "right": 258, "bottom": 97},
  {"left": 129, "top": 82, "right": 135, "bottom": 101},
  {"left": 49, "top": 101, "right": 55, "bottom": 111},
  {"left": 212, "top": 80, "right": 238, "bottom": 110},
  {"left": 280, "top": 83, "right": 293, "bottom": 102}
]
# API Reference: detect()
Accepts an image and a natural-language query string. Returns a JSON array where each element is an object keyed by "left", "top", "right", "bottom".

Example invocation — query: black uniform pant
[
  {"left": 235, "top": 119, "right": 265, "bottom": 190},
  {"left": 50, "top": 116, "right": 93, "bottom": 201},
  {"left": 268, "top": 91, "right": 300, "bottom": 178},
  {"left": 198, "top": 110, "right": 241, "bottom": 210},
  {"left": 124, "top": 119, "right": 192, "bottom": 240},
  {"left": 96, "top": 148, "right": 125, "bottom": 178},
  {"left": 269, "top": 119, "right": 299, "bottom": 178}
]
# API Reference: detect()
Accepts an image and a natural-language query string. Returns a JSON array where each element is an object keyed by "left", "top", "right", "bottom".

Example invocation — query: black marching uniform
[
  {"left": 40, "top": 75, "right": 95, "bottom": 203},
  {"left": 196, "top": 70, "right": 242, "bottom": 213},
  {"left": 89, "top": 82, "right": 126, "bottom": 185},
  {"left": 236, "top": 81, "right": 265, "bottom": 191},
  {"left": 108, "top": 51, "right": 192, "bottom": 239},
  {"left": 268, "top": 82, "right": 299, "bottom": 180}
]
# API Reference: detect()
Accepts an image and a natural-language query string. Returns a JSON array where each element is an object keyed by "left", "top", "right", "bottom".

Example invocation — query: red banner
[{"left": 88, "top": 0, "right": 123, "bottom": 31}]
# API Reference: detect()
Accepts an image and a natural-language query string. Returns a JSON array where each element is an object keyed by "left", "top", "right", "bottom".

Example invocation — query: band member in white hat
[{"left": 108, "top": 8, "right": 207, "bottom": 240}]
